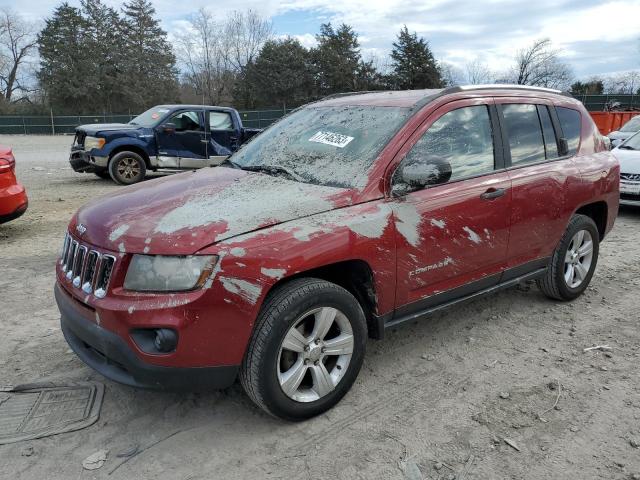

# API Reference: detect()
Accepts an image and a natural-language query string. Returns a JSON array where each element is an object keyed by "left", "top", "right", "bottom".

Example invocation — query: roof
[
  {"left": 154, "top": 105, "right": 236, "bottom": 112},
  {"left": 312, "top": 84, "right": 573, "bottom": 109}
]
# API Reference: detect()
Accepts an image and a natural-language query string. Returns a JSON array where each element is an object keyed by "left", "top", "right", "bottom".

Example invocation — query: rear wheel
[
  {"left": 240, "top": 278, "right": 367, "bottom": 421},
  {"left": 537, "top": 214, "right": 599, "bottom": 301},
  {"left": 108, "top": 151, "right": 146, "bottom": 185}
]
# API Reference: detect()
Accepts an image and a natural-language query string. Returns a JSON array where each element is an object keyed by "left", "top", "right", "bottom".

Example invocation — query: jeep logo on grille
[{"left": 76, "top": 223, "right": 87, "bottom": 236}]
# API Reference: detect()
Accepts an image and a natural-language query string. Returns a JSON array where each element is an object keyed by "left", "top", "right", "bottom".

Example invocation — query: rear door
[
  {"left": 390, "top": 99, "right": 512, "bottom": 314},
  {"left": 495, "top": 98, "right": 581, "bottom": 274},
  {"left": 205, "top": 109, "right": 238, "bottom": 166}
]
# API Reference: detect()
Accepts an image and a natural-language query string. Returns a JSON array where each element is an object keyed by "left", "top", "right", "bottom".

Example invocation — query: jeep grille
[{"left": 60, "top": 232, "right": 116, "bottom": 298}]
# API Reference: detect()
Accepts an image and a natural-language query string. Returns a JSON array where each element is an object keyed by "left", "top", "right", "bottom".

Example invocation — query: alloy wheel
[
  {"left": 277, "top": 307, "right": 354, "bottom": 403},
  {"left": 116, "top": 157, "right": 141, "bottom": 180},
  {"left": 564, "top": 229, "right": 594, "bottom": 288}
]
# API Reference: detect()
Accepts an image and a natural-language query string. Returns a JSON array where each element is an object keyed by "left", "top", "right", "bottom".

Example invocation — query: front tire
[
  {"left": 537, "top": 214, "right": 599, "bottom": 301},
  {"left": 240, "top": 278, "right": 367, "bottom": 421},
  {"left": 108, "top": 151, "right": 146, "bottom": 185}
]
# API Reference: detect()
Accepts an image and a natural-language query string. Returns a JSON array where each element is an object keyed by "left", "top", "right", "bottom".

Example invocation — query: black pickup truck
[{"left": 69, "top": 105, "right": 261, "bottom": 184}]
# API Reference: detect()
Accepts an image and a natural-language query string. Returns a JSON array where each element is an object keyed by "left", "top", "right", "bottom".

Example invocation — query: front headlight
[
  {"left": 84, "top": 136, "right": 106, "bottom": 151},
  {"left": 124, "top": 255, "right": 217, "bottom": 292}
]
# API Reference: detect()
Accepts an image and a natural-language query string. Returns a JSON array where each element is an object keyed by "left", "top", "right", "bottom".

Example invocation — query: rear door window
[
  {"left": 556, "top": 107, "right": 581, "bottom": 155},
  {"left": 501, "top": 104, "right": 546, "bottom": 165},
  {"left": 209, "top": 111, "right": 233, "bottom": 130},
  {"left": 537, "top": 105, "right": 559, "bottom": 159}
]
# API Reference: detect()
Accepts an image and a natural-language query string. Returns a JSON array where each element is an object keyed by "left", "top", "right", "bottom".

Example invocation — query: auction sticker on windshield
[{"left": 309, "top": 131, "right": 354, "bottom": 148}]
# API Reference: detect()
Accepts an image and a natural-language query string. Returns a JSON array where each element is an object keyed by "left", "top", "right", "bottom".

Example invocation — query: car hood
[
  {"left": 71, "top": 167, "right": 352, "bottom": 255},
  {"left": 612, "top": 147, "right": 640, "bottom": 174},
  {"left": 77, "top": 123, "right": 140, "bottom": 135}
]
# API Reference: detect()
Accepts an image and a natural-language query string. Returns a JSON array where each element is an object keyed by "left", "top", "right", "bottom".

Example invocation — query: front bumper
[
  {"left": 55, "top": 283, "right": 239, "bottom": 391},
  {"left": 69, "top": 149, "right": 108, "bottom": 173},
  {"left": 620, "top": 179, "right": 640, "bottom": 207}
]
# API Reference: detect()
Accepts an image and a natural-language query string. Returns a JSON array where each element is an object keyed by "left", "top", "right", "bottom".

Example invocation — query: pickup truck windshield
[
  {"left": 229, "top": 105, "right": 411, "bottom": 188},
  {"left": 129, "top": 107, "right": 172, "bottom": 127}
]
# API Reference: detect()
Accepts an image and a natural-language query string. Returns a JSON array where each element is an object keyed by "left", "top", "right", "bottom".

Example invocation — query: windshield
[
  {"left": 129, "top": 107, "right": 172, "bottom": 127},
  {"left": 229, "top": 105, "right": 411, "bottom": 188},
  {"left": 620, "top": 131, "right": 640, "bottom": 150},
  {"left": 620, "top": 116, "right": 640, "bottom": 133}
]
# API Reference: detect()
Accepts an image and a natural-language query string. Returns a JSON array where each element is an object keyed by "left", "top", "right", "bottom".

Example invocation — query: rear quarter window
[{"left": 556, "top": 107, "right": 581, "bottom": 155}]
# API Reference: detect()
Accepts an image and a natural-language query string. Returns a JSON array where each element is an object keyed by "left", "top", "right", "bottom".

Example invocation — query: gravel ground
[{"left": 1, "top": 134, "right": 639, "bottom": 480}]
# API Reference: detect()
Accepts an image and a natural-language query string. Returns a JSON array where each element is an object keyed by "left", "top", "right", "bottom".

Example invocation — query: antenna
[{"left": 202, "top": 90, "right": 208, "bottom": 159}]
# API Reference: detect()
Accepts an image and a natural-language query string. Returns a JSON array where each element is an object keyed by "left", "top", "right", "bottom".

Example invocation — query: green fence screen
[{"left": 0, "top": 108, "right": 294, "bottom": 135}]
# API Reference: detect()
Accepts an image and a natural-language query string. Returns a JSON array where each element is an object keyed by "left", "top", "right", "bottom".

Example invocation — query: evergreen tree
[
  {"left": 312, "top": 23, "right": 363, "bottom": 95},
  {"left": 81, "top": 0, "right": 128, "bottom": 112},
  {"left": 390, "top": 26, "right": 443, "bottom": 90},
  {"left": 570, "top": 80, "right": 604, "bottom": 95},
  {"left": 238, "top": 37, "right": 314, "bottom": 109},
  {"left": 38, "top": 3, "right": 92, "bottom": 113},
  {"left": 121, "top": 0, "right": 178, "bottom": 110}
]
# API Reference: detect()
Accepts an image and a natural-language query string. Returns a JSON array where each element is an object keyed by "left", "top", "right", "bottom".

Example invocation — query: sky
[{"left": 5, "top": 0, "right": 640, "bottom": 79}]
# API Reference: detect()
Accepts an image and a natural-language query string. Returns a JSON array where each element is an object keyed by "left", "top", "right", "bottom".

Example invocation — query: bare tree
[
  {"left": 176, "top": 8, "right": 272, "bottom": 105},
  {"left": 509, "top": 38, "right": 573, "bottom": 89},
  {"left": 603, "top": 71, "right": 640, "bottom": 94},
  {"left": 0, "top": 8, "right": 37, "bottom": 103},
  {"left": 439, "top": 62, "right": 465, "bottom": 87},
  {"left": 225, "top": 10, "right": 272, "bottom": 72},
  {"left": 465, "top": 59, "right": 493, "bottom": 84}
]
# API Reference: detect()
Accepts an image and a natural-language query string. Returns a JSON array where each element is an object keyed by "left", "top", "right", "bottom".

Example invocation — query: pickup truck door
[
  {"left": 156, "top": 109, "right": 207, "bottom": 168},
  {"left": 390, "top": 99, "right": 512, "bottom": 316},
  {"left": 206, "top": 110, "right": 236, "bottom": 164}
]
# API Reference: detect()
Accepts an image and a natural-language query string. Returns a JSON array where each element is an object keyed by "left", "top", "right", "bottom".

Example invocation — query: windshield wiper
[
  {"left": 241, "top": 164, "right": 304, "bottom": 182},
  {"left": 220, "top": 158, "right": 242, "bottom": 169},
  {"left": 619, "top": 145, "right": 635, "bottom": 150}
]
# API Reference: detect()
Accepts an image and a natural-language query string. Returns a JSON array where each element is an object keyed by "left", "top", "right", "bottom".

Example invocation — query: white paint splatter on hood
[
  {"left": 155, "top": 174, "right": 341, "bottom": 241},
  {"left": 109, "top": 224, "right": 130, "bottom": 242}
]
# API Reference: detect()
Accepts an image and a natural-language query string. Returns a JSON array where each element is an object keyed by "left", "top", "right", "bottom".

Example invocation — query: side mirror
[
  {"left": 392, "top": 160, "right": 452, "bottom": 196},
  {"left": 160, "top": 123, "right": 176, "bottom": 134},
  {"left": 558, "top": 137, "right": 569, "bottom": 156}
]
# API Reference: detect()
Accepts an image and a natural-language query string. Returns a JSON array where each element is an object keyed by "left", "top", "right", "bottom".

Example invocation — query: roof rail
[{"left": 443, "top": 84, "right": 572, "bottom": 97}]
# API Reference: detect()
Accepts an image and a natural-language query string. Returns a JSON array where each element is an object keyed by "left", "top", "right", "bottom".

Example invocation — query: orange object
[{"left": 589, "top": 111, "right": 640, "bottom": 135}]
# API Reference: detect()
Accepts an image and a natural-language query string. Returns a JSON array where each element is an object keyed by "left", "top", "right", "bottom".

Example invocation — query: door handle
[
  {"left": 200, "top": 139, "right": 208, "bottom": 143},
  {"left": 480, "top": 187, "right": 506, "bottom": 200}
]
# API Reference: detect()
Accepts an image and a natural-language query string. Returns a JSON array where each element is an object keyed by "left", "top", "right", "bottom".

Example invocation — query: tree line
[{"left": 1, "top": 1, "right": 639, "bottom": 115}]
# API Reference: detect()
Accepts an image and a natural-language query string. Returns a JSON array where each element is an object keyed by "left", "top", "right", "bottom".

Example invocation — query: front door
[
  {"left": 390, "top": 99, "right": 512, "bottom": 314},
  {"left": 156, "top": 109, "right": 207, "bottom": 168}
]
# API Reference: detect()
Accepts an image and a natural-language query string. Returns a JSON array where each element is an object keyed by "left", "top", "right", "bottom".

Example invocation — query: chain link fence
[{"left": 0, "top": 108, "right": 293, "bottom": 135}]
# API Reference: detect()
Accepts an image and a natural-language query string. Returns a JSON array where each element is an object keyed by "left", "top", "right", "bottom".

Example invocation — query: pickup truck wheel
[
  {"left": 537, "top": 214, "right": 599, "bottom": 301},
  {"left": 108, "top": 151, "right": 146, "bottom": 185},
  {"left": 240, "top": 278, "right": 367, "bottom": 421}
]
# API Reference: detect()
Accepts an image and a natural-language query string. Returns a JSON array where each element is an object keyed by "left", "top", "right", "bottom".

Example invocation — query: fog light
[
  {"left": 131, "top": 328, "right": 178, "bottom": 354},
  {"left": 154, "top": 329, "right": 177, "bottom": 353}
]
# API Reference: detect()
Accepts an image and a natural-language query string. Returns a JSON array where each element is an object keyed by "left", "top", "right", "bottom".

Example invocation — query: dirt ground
[{"left": 1, "top": 134, "right": 639, "bottom": 480}]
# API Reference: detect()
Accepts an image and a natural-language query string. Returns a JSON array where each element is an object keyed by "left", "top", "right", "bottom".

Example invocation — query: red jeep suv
[{"left": 55, "top": 86, "right": 619, "bottom": 420}]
